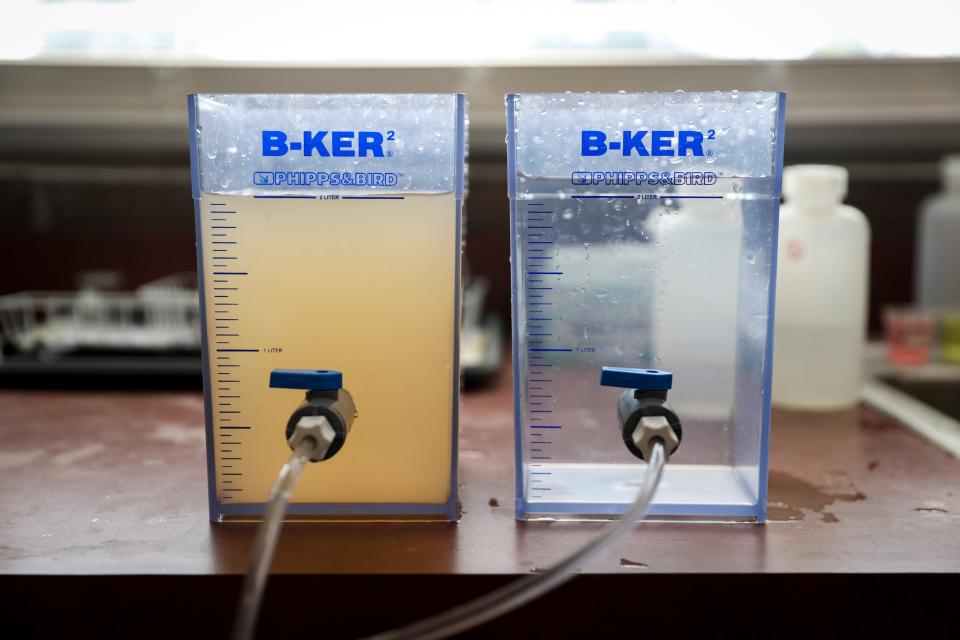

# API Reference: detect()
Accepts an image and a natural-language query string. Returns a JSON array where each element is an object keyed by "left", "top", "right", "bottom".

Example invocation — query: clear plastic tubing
[
  {"left": 231, "top": 437, "right": 315, "bottom": 640},
  {"left": 364, "top": 442, "right": 666, "bottom": 640}
]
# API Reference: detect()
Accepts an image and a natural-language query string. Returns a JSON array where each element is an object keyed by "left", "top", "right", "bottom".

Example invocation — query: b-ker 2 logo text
[
  {"left": 580, "top": 129, "right": 715, "bottom": 157},
  {"left": 573, "top": 128, "right": 719, "bottom": 185},
  {"left": 254, "top": 129, "right": 400, "bottom": 188},
  {"left": 261, "top": 130, "right": 396, "bottom": 157}
]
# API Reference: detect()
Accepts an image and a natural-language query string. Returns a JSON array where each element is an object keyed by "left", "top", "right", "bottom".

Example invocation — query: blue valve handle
[
  {"left": 269, "top": 369, "right": 343, "bottom": 391},
  {"left": 600, "top": 366, "right": 673, "bottom": 391}
]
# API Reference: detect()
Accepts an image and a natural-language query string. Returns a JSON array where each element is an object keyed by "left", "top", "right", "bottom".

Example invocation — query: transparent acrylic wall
[
  {"left": 189, "top": 94, "right": 466, "bottom": 521},
  {"left": 507, "top": 92, "right": 786, "bottom": 521}
]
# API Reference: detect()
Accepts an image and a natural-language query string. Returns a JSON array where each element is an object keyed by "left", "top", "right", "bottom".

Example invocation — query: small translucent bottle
[
  {"left": 916, "top": 155, "right": 960, "bottom": 308},
  {"left": 773, "top": 165, "right": 870, "bottom": 410}
]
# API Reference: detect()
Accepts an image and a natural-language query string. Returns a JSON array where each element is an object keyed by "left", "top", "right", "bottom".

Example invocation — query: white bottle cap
[
  {"left": 783, "top": 164, "right": 848, "bottom": 205},
  {"left": 941, "top": 155, "right": 960, "bottom": 191}
]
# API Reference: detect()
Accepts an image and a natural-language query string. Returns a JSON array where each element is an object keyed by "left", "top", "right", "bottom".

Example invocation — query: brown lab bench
[{"left": 1, "top": 361, "right": 957, "bottom": 638}]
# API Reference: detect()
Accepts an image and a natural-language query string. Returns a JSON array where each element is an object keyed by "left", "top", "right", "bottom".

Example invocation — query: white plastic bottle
[
  {"left": 916, "top": 155, "right": 960, "bottom": 307},
  {"left": 773, "top": 165, "right": 870, "bottom": 410}
]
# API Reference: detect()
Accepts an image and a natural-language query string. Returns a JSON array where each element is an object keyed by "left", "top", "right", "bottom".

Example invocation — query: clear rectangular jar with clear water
[
  {"left": 507, "top": 92, "right": 786, "bottom": 521},
  {"left": 189, "top": 94, "right": 466, "bottom": 521}
]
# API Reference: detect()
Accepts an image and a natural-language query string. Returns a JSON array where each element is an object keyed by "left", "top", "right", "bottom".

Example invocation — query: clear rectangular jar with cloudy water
[{"left": 189, "top": 94, "right": 466, "bottom": 521}]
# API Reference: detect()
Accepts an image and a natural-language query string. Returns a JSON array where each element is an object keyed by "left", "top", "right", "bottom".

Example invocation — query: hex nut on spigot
[
  {"left": 632, "top": 415, "right": 680, "bottom": 461},
  {"left": 288, "top": 415, "right": 338, "bottom": 462}
]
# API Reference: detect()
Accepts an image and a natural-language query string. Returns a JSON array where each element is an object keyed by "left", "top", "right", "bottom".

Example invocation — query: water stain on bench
[{"left": 767, "top": 470, "right": 866, "bottom": 523}]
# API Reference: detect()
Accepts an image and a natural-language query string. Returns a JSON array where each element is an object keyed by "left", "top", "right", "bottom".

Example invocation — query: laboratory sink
[
  {"left": 877, "top": 377, "right": 960, "bottom": 421},
  {"left": 863, "top": 343, "right": 960, "bottom": 458}
]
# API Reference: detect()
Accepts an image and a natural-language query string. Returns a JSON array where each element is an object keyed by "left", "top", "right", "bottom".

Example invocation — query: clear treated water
[{"left": 513, "top": 179, "right": 777, "bottom": 518}]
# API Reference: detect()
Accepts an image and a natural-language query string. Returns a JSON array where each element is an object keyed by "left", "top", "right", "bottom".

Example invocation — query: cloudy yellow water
[{"left": 199, "top": 192, "right": 458, "bottom": 507}]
